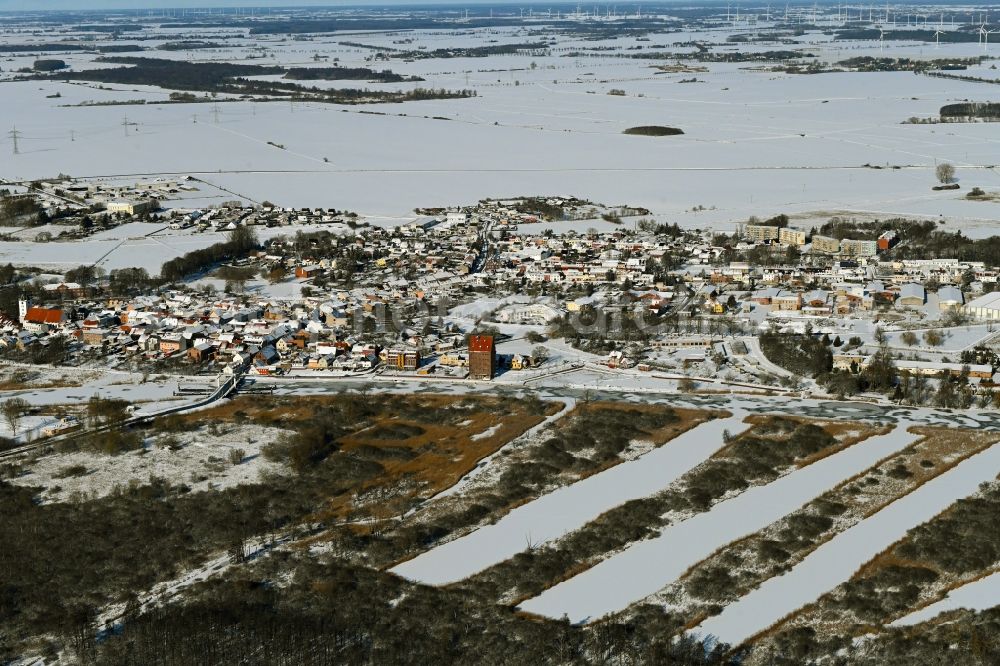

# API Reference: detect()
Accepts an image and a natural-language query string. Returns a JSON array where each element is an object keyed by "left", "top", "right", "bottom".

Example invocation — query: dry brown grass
[
  {"left": 403, "top": 405, "right": 720, "bottom": 540},
  {"left": 506, "top": 559, "right": 601, "bottom": 607},
  {"left": 652, "top": 424, "right": 999, "bottom": 647},
  {"left": 890, "top": 565, "right": 1000, "bottom": 626},
  {"left": 0, "top": 379, "right": 80, "bottom": 392},
  {"left": 390, "top": 404, "right": 728, "bottom": 590},
  {"left": 335, "top": 412, "right": 548, "bottom": 513},
  {"left": 488, "top": 408, "right": 730, "bottom": 604},
  {"left": 736, "top": 415, "right": 892, "bottom": 468},
  {"left": 180, "top": 394, "right": 317, "bottom": 424},
  {"left": 798, "top": 421, "right": 894, "bottom": 468},
  {"left": 187, "top": 393, "right": 559, "bottom": 528},
  {"left": 327, "top": 398, "right": 558, "bottom": 521}
]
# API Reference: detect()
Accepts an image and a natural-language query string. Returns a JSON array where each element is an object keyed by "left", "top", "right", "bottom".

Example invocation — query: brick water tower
[{"left": 468, "top": 334, "right": 496, "bottom": 380}]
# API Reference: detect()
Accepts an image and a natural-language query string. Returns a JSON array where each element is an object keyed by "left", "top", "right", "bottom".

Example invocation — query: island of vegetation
[{"left": 623, "top": 126, "right": 684, "bottom": 137}]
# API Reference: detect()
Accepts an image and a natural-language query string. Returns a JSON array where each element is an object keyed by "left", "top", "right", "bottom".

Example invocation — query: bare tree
[
  {"left": 2, "top": 397, "right": 29, "bottom": 435},
  {"left": 936, "top": 162, "right": 955, "bottom": 184}
]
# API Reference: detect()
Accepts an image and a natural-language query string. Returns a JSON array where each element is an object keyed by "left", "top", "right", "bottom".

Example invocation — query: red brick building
[{"left": 468, "top": 335, "right": 496, "bottom": 380}]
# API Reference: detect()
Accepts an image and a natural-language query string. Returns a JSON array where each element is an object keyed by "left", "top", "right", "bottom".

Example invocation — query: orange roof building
[{"left": 23, "top": 307, "right": 66, "bottom": 325}]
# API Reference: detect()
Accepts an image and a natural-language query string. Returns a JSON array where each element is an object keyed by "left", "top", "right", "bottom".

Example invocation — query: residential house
[{"left": 188, "top": 341, "right": 215, "bottom": 363}]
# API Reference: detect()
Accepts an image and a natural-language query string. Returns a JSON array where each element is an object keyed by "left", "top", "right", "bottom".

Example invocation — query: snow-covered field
[
  {"left": 392, "top": 412, "right": 746, "bottom": 584},
  {"left": 0, "top": 216, "right": 355, "bottom": 273},
  {"left": 518, "top": 423, "right": 922, "bottom": 622},
  {"left": 883, "top": 323, "right": 999, "bottom": 353},
  {"left": 3, "top": 26, "right": 1000, "bottom": 242},
  {"left": 9, "top": 422, "right": 290, "bottom": 503},
  {"left": 0, "top": 367, "right": 211, "bottom": 415}
]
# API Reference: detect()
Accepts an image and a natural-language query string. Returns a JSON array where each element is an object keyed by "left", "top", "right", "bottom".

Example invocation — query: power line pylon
[{"left": 8, "top": 125, "right": 20, "bottom": 155}]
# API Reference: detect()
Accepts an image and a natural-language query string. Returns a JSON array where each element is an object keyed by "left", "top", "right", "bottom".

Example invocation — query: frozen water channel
[
  {"left": 519, "top": 423, "right": 921, "bottom": 622},
  {"left": 391, "top": 412, "right": 747, "bottom": 585},
  {"left": 694, "top": 439, "right": 1000, "bottom": 646},
  {"left": 890, "top": 571, "right": 1000, "bottom": 627}
]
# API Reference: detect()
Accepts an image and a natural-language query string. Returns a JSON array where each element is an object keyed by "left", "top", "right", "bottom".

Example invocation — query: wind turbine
[
  {"left": 986, "top": 28, "right": 1000, "bottom": 51},
  {"left": 878, "top": 27, "right": 885, "bottom": 52},
  {"left": 933, "top": 28, "right": 942, "bottom": 49},
  {"left": 980, "top": 23, "right": 988, "bottom": 49}
]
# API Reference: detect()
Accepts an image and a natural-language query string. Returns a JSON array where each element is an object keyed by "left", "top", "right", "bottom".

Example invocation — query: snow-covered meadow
[
  {"left": 3, "top": 21, "right": 1000, "bottom": 254},
  {"left": 8, "top": 422, "right": 290, "bottom": 503}
]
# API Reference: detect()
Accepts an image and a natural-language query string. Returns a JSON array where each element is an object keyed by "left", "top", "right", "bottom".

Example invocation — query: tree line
[
  {"left": 49, "top": 57, "right": 474, "bottom": 105},
  {"left": 159, "top": 226, "right": 258, "bottom": 283},
  {"left": 284, "top": 66, "right": 423, "bottom": 83}
]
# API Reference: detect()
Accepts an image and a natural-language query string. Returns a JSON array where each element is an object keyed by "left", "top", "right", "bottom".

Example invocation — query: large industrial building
[
  {"left": 105, "top": 198, "right": 158, "bottom": 216},
  {"left": 963, "top": 291, "right": 1000, "bottom": 319}
]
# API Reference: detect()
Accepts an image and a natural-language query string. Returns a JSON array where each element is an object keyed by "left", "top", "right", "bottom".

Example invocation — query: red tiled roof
[
  {"left": 24, "top": 307, "right": 65, "bottom": 324},
  {"left": 468, "top": 335, "right": 494, "bottom": 353}
]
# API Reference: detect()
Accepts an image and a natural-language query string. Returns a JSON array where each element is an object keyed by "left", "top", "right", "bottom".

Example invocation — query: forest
[
  {"left": 0, "top": 43, "right": 91, "bottom": 52},
  {"left": 49, "top": 57, "right": 473, "bottom": 104},
  {"left": 400, "top": 42, "right": 551, "bottom": 59},
  {"left": 940, "top": 102, "right": 1000, "bottom": 121},
  {"left": 159, "top": 226, "right": 258, "bottom": 283},
  {"left": 0, "top": 193, "right": 44, "bottom": 226},
  {"left": 837, "top": 56, "right": 979, "bottom": 72},
  {"left": 56, "top": 56, "right": 285, "bottom": 92},
  {"left": 242, "top": 17, "right": 532, "bottom": 35},
  {"left": 32, "top": 59, "right": 67, "bottom": 72},
  {"left": 835, "top": 28, "right": 980, "bottom": 43},
  {"left": 284, "top": 66, "right": 423, "bottom": 83},
  {"left": 758, "top": 327, "right": 833, "bottom": 377},
  {"left": 623, "top": 126, "right": 684, "bottom": 136}
]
